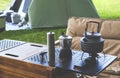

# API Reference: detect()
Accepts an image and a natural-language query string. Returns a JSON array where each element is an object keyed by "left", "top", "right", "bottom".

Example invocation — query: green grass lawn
[
  {"left": 0, "top": 0, "right": 12, "bottom": 10},
  {"left": 0, "top": 0, "right": 120, "bottom": 44},
  {"left": 93, "top": 0, "right": 120, "bottom": 19},
  {"left": 0, "top": 28, "right": 66, "bottom": 44}
]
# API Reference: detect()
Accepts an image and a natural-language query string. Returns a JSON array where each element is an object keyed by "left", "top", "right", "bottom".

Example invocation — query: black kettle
[{"left": 80, "top": 21, "right": 104, "bottom": 57}]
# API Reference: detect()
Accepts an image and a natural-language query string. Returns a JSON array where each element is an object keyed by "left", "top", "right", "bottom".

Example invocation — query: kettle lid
[{"left": 85, "top": 32, "right": 101, "bottom": 39}]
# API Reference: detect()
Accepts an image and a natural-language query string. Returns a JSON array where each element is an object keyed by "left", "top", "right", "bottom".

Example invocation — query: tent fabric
[{"left": 28, "top": 0, "right": 99, "bottom": 28}]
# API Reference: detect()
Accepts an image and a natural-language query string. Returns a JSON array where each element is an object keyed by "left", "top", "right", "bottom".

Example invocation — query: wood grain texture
[
  {"left": 0, "top": 42, "right": 74, "bottom": 78},
  {"left": 0, "top": 56, "right": 55, "bottom": 78}
]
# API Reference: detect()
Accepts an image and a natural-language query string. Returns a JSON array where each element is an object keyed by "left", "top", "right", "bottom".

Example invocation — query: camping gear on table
[
  {"left": 59, "top": 32, "right": 72, "bottom": 62},
  {"left": 80, "top": 21, "right": 104, "bottom": 63}
]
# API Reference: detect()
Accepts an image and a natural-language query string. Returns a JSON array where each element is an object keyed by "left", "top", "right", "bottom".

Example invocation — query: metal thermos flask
[{"left": 47, "top": 32, "right": 55, "bottom": 66}]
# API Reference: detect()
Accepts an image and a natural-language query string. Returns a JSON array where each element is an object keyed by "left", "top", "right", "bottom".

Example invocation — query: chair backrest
[
  {"left": 9, "top": 0, "right": 22, "bottom": 12},
  {"left": 18, "top": 0, "right": 32, "bottom": 18},
  {"left": 9, "top": 0, "right": 32, "bottom": 18}
]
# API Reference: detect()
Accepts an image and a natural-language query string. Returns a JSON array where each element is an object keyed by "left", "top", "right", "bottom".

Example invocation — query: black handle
[{"left": 86, "top": 21, "right": 100, "bottom": 33}]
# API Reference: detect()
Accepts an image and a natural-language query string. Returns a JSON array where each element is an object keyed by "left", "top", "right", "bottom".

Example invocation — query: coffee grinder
[{"left": 59, "top": 32, "right": 72, "bottom": 62}]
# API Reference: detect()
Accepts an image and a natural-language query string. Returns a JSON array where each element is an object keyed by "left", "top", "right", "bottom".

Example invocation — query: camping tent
[{"left": 28, "top": 0, "right": 99, "bottom": 28}]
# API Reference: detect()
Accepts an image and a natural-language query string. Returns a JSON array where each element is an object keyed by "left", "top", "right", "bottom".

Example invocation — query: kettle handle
[{"left": 86, "top": 21, "right": 100, "bottom": 33}]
